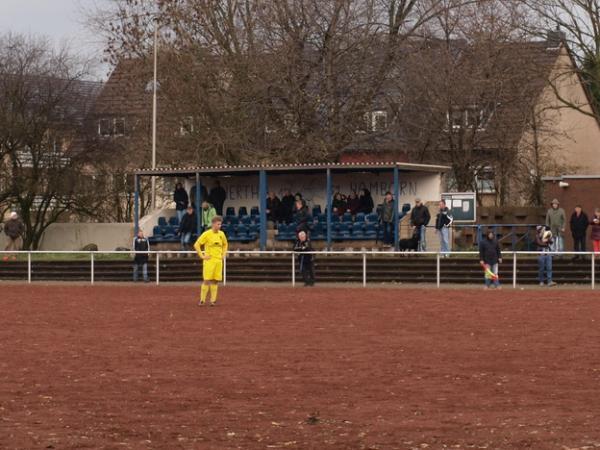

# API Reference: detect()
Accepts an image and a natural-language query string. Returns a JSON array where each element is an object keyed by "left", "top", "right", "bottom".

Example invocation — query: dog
[{"left": 398, "top": 229, "right": 421, "bottom": 252}]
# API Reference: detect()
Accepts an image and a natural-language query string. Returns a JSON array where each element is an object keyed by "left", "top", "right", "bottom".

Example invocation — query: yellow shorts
[{"left": 203, "top": 258, "right": 223, "bottom": 281}]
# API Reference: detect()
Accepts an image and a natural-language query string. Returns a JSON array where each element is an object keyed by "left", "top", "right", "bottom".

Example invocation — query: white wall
[
  {"left": 38, "top": 223, "right": 134, "bottom": 251},
  {"left": 182, "top": 171, "right": 443, "bottom": 212}
]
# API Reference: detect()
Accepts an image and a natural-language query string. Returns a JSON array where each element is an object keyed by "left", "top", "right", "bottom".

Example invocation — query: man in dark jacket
[
  {"left": 266, "top": 192, "right": 281, "bottom": 223},
  {"left": 293, "top": 199, "right": 311, "bottom": 233},
  {"left": 178, "top": 206, "right": 197, "bottom": 252},
  {"left": 294, "top": 230, "right": 315, "bottom": 286},
  {"left": 379, "top": 192, "right": 395, "bottom": 247},
  {"left": 358, "top": 188, "right": 374, "bottom": 214},
  {"left": 536, "top": 225, "right": 556, "bottom": 287},
  {"left": 208, "top": 180, "right": 227, "bottom": 216},
  {"left": 174, "top": 183, "right": 189, "bottom": 224},
  {"left": 3, "top": 212, "right": 25, "bottom": 261},
  {"left": 280, "top": 190, "right": 295, "bottom": 224},
  {"left": 570, "top": 205, "right": 589, "bottom": 259},
  {"left": 133, "top": 230, "right": 150, "bottom": 282},
  {"left": 479, "top": 228, "right": 502, "bottom": 289},
  {"left": 410, "top": 198, "right": 431, "bottom": 251},
  {"left": 435, "top": 200, "right": 453, "bottom": 256}
]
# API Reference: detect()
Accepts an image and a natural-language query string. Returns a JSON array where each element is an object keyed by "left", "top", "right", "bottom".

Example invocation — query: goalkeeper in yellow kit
[{"left": 193, "top": 215, "right": 228, "bottom": 306}]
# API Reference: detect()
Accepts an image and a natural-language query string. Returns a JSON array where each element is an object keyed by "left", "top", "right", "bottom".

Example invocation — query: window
[
  {"left": 476, "top": 167, "right": 496, "bottom": 194},
  {"left": 361, "top": 110, "right": 389, "bottom": 133},
  {"left": 98, "top": 118, "right": 126, "bottom": 137},
  {"left": 179, "top": 116, "right": 194, "bottom": 136},
  {"left": 283, "top": 113, "right": 299, "bottom": 135},
  {"left": 446, "top": 104, "right": 494, "bottom": 131}
]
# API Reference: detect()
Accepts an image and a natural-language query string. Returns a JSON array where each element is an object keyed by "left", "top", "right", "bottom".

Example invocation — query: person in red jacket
[{"left": 591, "top": 208, "right": 600, "bottom": 254}]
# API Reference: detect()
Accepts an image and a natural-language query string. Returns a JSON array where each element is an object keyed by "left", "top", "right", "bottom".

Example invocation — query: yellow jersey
[{"left": 194, "top": 230, "right": 228, "bottom": 260}]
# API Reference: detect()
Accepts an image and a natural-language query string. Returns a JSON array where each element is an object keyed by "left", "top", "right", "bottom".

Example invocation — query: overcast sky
[{"left": 0, "top": 0, "right": 110, "bottom": 79}]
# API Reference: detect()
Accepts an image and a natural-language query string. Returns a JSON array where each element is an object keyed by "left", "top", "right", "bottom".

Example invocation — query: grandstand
[{"left": 133, "top": 161, "right": 449, "bottom": 250}]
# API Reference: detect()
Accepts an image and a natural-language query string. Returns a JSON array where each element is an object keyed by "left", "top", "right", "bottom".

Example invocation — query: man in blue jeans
[
  {"left": 479, "top": 228, "right": 502, "bottom": 289},
  {"left": 178, "top": 206, "right": 196, "bottom": 252},
  {"left": 435, "top": 200, "right": 453, "bottom": 256},
  {"left": 536, "top": 225, "right": 557, "bottom": 287}
]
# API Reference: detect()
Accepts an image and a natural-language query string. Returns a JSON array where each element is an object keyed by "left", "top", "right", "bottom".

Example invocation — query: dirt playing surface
[{"left": 1, "top": 285, "right": 600, "bottom": 449}]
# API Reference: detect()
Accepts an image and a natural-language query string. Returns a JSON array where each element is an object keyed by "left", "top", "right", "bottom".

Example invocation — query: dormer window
[
  {"left": 446, "top": 104, "right": 494, "bottom": 131},
  {"left": 362, "top": 110, "right": 388, "bottom": 132},
  {"left": 179, "top": 116, "right": 194, "bottom": 136},
  {"left": 98, "top": 117, "right": 126, "bottom": 137}
]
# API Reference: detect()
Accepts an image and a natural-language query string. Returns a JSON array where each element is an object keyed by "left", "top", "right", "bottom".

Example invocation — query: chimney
[{"left": 546, "top": 28, "right": 566, "bottom": 48}]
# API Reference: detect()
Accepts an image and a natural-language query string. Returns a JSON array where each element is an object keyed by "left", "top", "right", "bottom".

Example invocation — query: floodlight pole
[{"left": 151, "top": 17, "right": 158, "bottom": 210}]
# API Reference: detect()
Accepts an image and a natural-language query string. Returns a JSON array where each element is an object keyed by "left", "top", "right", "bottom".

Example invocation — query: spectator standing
[
  {"left": 266, "top": 192, "right": 281, "bottom": 223},
  {"left": 173, "top": 183, "right": 189, "bottom": 223},
  {"left": 358, "top": 188, "right": 374, "bottom": 214},
  {"left": 479, "top": 228, "right": 502, "bottom": 289},
  {"left": 536, "top": 225, "right": 556, "bottom": 287},
  {"left": 293, "top": 199, "right": 310, "bottom": 233},
  {"left": 3, "top": 212, "right": 25, "bottom": 261},
  {"left": 201, "top": 201, "right": 217, "bottom": 232},
  {"left": 209, "top": 180, "right": 227, "bottom": 216},
  {"left": 294, "top": 230, "right": 315, "bottom": 286},
  {"left": 410, "top": 198, "right": 431, "bottom": 251},
  {"left": 435, "top": 200, "right": 453, "bottom": 257},
  {"left": 546, "top": 198, "right": 566, "bottom": 252},
  {"left": 380, "top": 191, "right": 395, "bottom": 247},
  {"left": 591, "top": 209, "right": 600, "bottom": 254},
  {"left": 570, "top": 205, "right": 589, "bottom": 259},
  {"left": 133, "top": 230, "right": 150, "bottom": 282},
  {"left": 280, "top": 190, "right": 295, "bottom": 223},
  {"left": 190, "top": 184, "right": 208, "bottom": 210},
  {"left": 178, "top": 206, "right": 197, "bottom": 252},
  {"left": 346, "top": 192, "right": 361, "bottom": 216}
]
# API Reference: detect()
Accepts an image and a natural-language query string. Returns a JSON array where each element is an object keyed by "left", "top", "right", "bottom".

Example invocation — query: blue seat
[
  {"left": 250, "top": 206, "right": 259, "bottom": 217},
  {"left": 238, "top": 206, "right": 248, "bottom": 217},
  {"left": 165, "top": 226, "right": 177, "bottom": 235},
  {"left": 153, "top": 225, "right": 163, "bottom": 236},
  {"left": 158, "top": 217, "right": 168, "bottom": 227},
  {"left": 221, "top": 224, "right": 234, "bottom": 235},
  {"left": 311, "top": 223, "right": 325, "bottom": 240},
  {"left": 168, "top": 216, "right": 179, "bottom": 226},
  {"left": 351, "top": 222, "right": 365, "bottom": 238},
  {"left": 226, "top": 216, "right": 239, "bottom": 225},
  {"left": 336, "top": 222, "right": 351, "bottom": 239},
  {"left": 342, "top": 212, "right": 352, "bottom": 223},
  {"left": 367, "top": 213, "right": 379, "bottom": 223},
  {"left": 364, "top": 223, "right": 378, "bottom": 238},
  {"left": 249, "top": 224, "right": 259, "bottom": 234},
  {"left": 355, "top": 213, "right": 365, "bottom": 223},
  {"left": 316, "top": 213, "right": 326, "bottom": 223},
  {"left": 241, "top": 216, "right": 252, "bottom": 225},
  {"left": 226, "top": 207, "right": 235, "bottom": 217},
  {"left": 331, "top": 214, "right": 340, "bottom": 223},
  {"left": 312, "top": 205, "right": 322, "bottom": 216},
  {"left": 402, "top": 203, "right": 411, "bottom": 214}
]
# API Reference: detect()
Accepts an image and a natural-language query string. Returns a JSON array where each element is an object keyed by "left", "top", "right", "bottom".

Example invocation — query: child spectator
[
  {"left": 294, "top": 230, "right": 315, "bottom": 286},
  {"left": 479, "top": 228, "right": 502, "bottom": 289}
]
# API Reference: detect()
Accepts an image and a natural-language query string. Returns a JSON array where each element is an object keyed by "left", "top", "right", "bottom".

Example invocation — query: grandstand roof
[{"left": 133, "top": 161, "right": 450, "bottom": 177}]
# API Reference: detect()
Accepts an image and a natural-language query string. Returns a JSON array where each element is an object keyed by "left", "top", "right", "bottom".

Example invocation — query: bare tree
[{"left": 0, "top": 34, "right": 101, "bottom": 248}]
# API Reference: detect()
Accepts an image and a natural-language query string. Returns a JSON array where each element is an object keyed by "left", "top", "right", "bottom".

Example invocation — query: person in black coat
[
  {"left": 208, "top": 180, "right": 227, "bottom": 215},
  {"left": 570, "top": 205, "right": 589, "bottom": 258},
  {"left": 294, "top": 230, "right": 315, "bottom": 286},
  {"left": 478, "top": 228, "right": 502, "bottom": 289},
  {"left": 133, "top": 230, "right": 150, "bottom": 282},
  {"left": 266, "top": 192, "right": 281, "bottom": 223},
  {"left": 280, "top": 190, "right": 296, "bottom": 224},
  {"left": 293, "top": 199, "right": 311, "bottom": 233},
  {"left": 358, "top": 188, "right": 374, "bottom": 214},
  {"left": 410, "top": 198, "right": 431, "bottom": 251},
  {"left": 178, "top": 206, "right": 197, "bottom": 251},
  {"left": 174, "top": 183, "right": 189, "bottom": 224}
]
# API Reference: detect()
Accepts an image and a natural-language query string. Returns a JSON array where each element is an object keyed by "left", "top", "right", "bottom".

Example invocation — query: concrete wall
[{"left": 37, "top": 223, "right": 134, "bottom": 251}]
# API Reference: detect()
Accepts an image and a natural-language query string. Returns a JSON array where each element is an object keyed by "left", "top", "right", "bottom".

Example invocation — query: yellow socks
[
  {"left": 209, "top": 284, "right": 218, "bottom": 304},
  {"left": 200, "top": 284, "right": 209, "bottom": 303}
]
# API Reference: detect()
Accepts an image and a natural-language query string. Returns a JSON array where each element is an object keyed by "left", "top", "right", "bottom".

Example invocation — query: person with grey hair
[{"left": 3, "top": 212, "right": 25, "bottom": 261}]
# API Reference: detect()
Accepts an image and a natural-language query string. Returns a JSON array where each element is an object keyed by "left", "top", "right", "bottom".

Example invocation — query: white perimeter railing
[{"left": 0, "top": 250, "right": 597, "bottom": 289}]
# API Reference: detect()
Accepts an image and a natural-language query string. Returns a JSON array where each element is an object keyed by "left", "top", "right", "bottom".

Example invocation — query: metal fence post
[
  {"left": 156, "top": 252, "right": 160, "bottom": 285},
  {"left": 223, "top": 256, "right": 227, "bottom": 286},
  {"left": 90, "top": 252, "right": 94, "bottom": 285},
  {"left": 292, "top": 253, "right": 296, "bottom": 287},
  {"left": 592, "top": 255, "right": 595, "bottom": 290},
  {"left": 436, "top": 252, "right": 441, "bottom": 288},
  {"left": 362, "top": 252, "right": 367, "bottom": 287},
  {"left": 27, "top": 252, "right": 31, "bottom": 284},
  {"left": 512, "top": 252, "right": 517, "bottom": 289}
]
